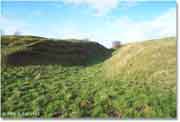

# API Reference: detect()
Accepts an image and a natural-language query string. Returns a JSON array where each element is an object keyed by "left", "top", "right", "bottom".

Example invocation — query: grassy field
[{"left": 1, "top": 36, "right": 176, "bottom": 118}]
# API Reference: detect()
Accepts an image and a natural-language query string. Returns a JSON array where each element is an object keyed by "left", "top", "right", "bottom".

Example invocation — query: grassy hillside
[
  {"left": 104, "top": 37, "right": 176, "bottom": 82},
  {"left": 1, "top": 35, "right": 111, "bottom": 66},
  {"left": 102, "top": 37, "right": 176, "bottom": 117},
  {"left": 1, "top": 36, "right": 176, "bottom": 118}
]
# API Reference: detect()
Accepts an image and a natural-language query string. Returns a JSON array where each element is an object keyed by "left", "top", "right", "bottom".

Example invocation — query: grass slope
[
  {"left": 1, "top": 35, "right": 111, "bottom": 66},
  {"left": 1, "top": 36, "right": 176, "bottom": 118},
  {"left": 102, "top": 37, "right": 176, "bottom": 117},
  {"left": 104, "top": 37, "right": 176, "bottom": 82}
]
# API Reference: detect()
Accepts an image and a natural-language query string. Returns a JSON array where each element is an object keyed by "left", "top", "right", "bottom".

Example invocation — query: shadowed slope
[{"left": 1, "top": 35, "right": 111, "bottom": 66}]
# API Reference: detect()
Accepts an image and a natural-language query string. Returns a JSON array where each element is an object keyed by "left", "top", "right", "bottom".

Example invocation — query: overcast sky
[{"left": 0, "top": 0, "right": 176, "bottom": 48}]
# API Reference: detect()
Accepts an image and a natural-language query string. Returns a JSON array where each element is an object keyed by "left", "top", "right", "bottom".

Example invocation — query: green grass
[
  {"left": 1, "top": 35, "right": 111, "bottom": 66},
  {"left": 1, "top": 36, "right": 177, "bottom": 118}
]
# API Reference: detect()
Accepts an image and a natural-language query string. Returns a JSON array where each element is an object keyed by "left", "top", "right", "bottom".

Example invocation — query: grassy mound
[
  {"left": 104, "top": 37, "right": 176, "bottom": 83},
  {"left": 1, "top": 35, "right": 111, "bottom": 66},
  {"left": 102, "top": 37, "right": 177, "bottom": 118},
  {"left": 1, "top": 36, "right": 176, "bottom": 118}
]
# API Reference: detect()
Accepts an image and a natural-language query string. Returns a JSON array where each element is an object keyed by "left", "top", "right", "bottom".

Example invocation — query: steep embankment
[
  {"left": 1, "top": 35, "right": 111, "bottom": 66},
  {"left": 103, "top": 37, "right": 176, "bottom": 90}
]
